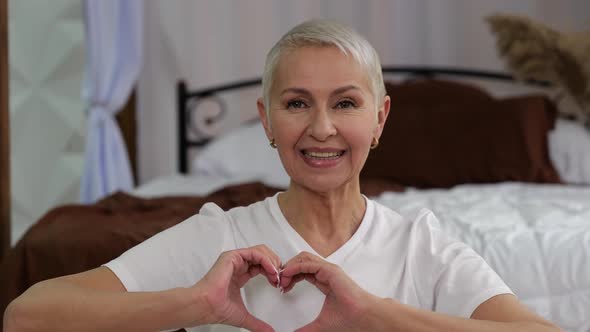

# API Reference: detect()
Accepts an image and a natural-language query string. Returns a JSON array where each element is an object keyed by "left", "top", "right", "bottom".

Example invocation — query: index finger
[
  {"left": 279, "top": 252, "right": 327, "bottom": 288},
  {"left": 235, "top": 247, "right": 279, "bottom": 279}
]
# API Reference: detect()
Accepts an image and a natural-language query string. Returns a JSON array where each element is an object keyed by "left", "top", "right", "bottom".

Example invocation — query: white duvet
[{"left": 136, "top": 177, "right": 590, "bottom": 331}]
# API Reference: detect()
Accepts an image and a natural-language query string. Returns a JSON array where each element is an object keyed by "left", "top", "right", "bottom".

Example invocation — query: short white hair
[{"left": 262, "top": 19, "right": 386, "bottom": 116}]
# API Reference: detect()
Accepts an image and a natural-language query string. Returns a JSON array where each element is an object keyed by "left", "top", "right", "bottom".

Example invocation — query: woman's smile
[{"left": 300, "top": 147, "right": 347, "bottom": 168}]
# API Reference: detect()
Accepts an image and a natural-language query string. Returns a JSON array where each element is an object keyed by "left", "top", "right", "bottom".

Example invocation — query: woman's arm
[
  {"left": 4, "top": 267, "right": 208, "bottom": 332},
  {"left": 365, "top": 294, "right": 560, "bottom": 332},
  {"left": 4, "top": 245, "right": 281, "bottom": 332},
  {"left": 280, "top": 252, "right": 561, "bottom": 332}
]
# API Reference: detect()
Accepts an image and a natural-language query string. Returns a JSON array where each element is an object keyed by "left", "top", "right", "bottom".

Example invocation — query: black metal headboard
[{"left": 177, "top": 66, "right": 550, "bottom": 174}]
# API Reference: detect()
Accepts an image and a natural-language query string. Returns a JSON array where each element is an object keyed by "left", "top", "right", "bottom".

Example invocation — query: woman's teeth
[{"left": 303, "top": 151, "right": 344, "bottom": 159}]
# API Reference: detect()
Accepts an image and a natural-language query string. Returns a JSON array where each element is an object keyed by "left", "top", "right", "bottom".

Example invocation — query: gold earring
[
  {"left": 370, "top": 137, "right": 379, "bottom": 149},
  {"left": 270, "top": 138, "right": 277, "bottom": 149}
]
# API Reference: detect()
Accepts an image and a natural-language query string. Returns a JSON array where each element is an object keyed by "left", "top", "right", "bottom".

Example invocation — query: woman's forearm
[
  {"left": 3, "top": 279, "right": 210, "bottom": 332},
  {"left": 365, "top": 298, "right": 560, "bottom": 332}
]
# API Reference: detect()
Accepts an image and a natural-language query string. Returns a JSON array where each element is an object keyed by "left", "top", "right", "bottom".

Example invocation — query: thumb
[{"left": 241, "top": 313, "right": 275, "bottom": 332}]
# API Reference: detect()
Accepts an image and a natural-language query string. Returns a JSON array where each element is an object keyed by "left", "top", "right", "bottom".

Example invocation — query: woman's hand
[
  {"left": 194, "top": 245, "right": 281, "bottom": 332},
  {"left": 279, "top": 252, "right": 381, "bottom": 332}
]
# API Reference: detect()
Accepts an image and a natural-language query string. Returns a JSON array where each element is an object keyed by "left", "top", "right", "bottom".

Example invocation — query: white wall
[
  {"left": 137, "top": 0, "right": 590, "bottom": 184},
  {"left": 9, "top": 0, "right": 85, "bottom": 244}
]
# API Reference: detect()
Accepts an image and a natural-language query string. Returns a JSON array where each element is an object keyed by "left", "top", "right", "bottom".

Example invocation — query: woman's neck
[{"left": 277, "top": 179, "right": 366, "bottom": 257}]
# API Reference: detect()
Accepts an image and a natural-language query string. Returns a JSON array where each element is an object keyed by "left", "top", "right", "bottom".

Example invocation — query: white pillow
[
  {"left": 548, "top": 119, "right": 590, "bottom": 185},
  {"left": 191, "top": 121, "right": 290, "bottom": 188}
]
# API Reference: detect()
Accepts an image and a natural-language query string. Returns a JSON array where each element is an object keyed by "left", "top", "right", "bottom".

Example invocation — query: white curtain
[
  {"left": 80, "top": 0, "right": 143, "bottom": 203},
  {"left": 138, "top": 0, "right": 589, "bottom": 183}
]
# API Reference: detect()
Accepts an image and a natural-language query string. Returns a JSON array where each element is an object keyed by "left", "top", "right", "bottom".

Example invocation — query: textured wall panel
[{"left": 9, "top": 0, "right": 85, "bottom": 244}]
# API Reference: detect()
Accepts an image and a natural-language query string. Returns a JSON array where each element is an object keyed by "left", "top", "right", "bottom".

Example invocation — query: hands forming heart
[{"left": 194, "top": 245, "right": 379, "bottom": 332}]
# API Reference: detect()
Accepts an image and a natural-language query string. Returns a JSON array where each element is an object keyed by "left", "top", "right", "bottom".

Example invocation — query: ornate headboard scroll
[{"left": 177, "top": 78, "right": 262, "bottom": 174}]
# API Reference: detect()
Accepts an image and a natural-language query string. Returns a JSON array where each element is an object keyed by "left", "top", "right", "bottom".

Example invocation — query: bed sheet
[{"left": 135, "top": 176, "right": 590, "bottom": 330}]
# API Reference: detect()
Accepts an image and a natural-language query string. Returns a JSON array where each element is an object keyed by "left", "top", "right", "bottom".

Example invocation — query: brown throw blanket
[{"left": 0, "top": 182, "right": 281, "bottom": 326}]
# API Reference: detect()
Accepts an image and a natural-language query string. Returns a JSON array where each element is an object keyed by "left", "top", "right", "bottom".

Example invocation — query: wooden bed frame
[{"left": 1, "top": 0, "right": 10, "bottom": 261}]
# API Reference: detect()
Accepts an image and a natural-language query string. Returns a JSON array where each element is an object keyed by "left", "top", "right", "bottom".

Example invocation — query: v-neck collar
[{"left": 268, "top": 192, "right": 374, "bottom": 263}]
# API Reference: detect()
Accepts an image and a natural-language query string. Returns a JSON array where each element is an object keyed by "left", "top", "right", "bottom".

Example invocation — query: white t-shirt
[{"left": 105, "top": 193, "right": 512, "bottom": 332}]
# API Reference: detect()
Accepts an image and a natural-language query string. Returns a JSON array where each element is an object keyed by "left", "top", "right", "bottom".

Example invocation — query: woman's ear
[
  {"left": 257, "top": 98, "right": 273, "bottom": 140},
  {"left": 374, "top": 95, "right": 391, "bottom": 139}
]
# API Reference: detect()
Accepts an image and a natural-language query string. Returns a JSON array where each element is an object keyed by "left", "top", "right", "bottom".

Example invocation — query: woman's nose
[{"left": 307, "top": 108, "right": 337, "bottom": 141}]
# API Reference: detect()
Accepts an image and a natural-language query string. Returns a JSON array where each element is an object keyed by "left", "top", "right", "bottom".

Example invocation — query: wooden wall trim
[
  {"left": 116, "top": 89, "right": 137, "bottom": 183},
  {"left": 0, "top": 0, "right": 10, "bottom": 260}
]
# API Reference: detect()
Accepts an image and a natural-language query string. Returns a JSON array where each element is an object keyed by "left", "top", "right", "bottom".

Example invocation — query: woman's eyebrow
[
  {"left": 280, "top": 85, "right": 361, "bottom": 97},
  {"left": 280, "top": 87, "right": 311, "bottom": 97},
  {"left": 330, "top": 85, "right": 361, "bottom": 96}
]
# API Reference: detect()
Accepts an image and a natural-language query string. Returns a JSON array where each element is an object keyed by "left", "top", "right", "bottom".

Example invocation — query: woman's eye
[
  {"left": 286, "top": 100, "right": 308, "bottom": 109},
  {"left": 335, "top": 100, "right": 356, "bottom": 109}
]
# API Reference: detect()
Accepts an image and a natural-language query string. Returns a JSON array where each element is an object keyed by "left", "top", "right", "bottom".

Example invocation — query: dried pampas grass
[{"left": 486, "top": 14, "right": 590, "bottom": 127}]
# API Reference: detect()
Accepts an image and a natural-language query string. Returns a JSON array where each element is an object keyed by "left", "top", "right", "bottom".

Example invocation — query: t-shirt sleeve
[
  {"left": 103, "top": 202, "right": 235, "bottom": 292},
  {"left": 411, "top": 209, "right": 513, "bottom": 318}
]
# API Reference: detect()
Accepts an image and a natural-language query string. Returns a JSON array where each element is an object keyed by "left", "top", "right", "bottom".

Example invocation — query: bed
[{"left": 1, "top": 67, "right": 589, "bottom": 331}]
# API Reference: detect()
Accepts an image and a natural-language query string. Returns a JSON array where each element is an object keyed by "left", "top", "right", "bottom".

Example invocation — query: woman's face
[{"left": 258, "top": 46, "right": 390, "bottom": 193}]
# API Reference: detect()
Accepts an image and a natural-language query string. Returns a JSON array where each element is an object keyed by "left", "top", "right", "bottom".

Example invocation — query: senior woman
[{"left": 5, "top": 20, "right": 558, "bottom": 332}]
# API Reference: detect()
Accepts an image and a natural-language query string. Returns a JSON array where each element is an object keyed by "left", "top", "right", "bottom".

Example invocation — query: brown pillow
[
  {"left": 385, "top": 79, "right": 493, "bottom": 106},
  {"left": 362, "top": 80, "right": 561, "bottom": 188}
]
